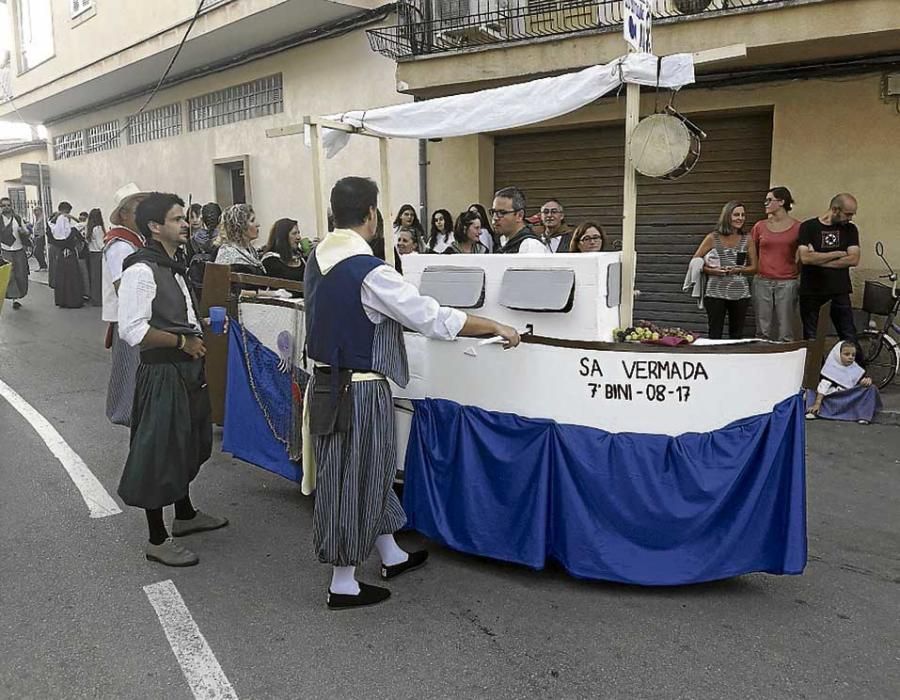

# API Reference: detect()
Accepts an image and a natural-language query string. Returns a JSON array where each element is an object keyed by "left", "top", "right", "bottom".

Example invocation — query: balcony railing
[{"left": 368, "top": 0, "right": 797, "bottom": 60}]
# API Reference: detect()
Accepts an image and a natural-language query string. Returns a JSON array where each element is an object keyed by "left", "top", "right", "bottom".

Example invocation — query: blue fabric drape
[
  {"left": 223, "top": 321, "right": 301, "bottom": 483},
  {"left": 403, "top": 394, "right": 807, "bottom": 585}
]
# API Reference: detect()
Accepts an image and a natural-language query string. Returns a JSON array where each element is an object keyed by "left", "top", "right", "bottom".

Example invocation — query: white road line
[
  {"left": 0, "top": 377, "right": 121, "bottom": 518},
  {"left": 144, "top": 580, "right": 239, "bottom": 700}
]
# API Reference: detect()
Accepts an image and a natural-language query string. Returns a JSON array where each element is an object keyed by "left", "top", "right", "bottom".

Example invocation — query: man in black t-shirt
[{"left": 797, "top": 193, "right": 861, "bottom": 341}]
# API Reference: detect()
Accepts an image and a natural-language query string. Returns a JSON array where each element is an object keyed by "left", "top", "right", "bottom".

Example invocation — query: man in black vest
[
  {"left": 1, "top": 196, "right": 31, "bottom": 309},
  {"left": 117, "top": 192, "right": 228, "bottom": 567},
  {"left": 491, "top": 187, "right": 550, "bottom": 254}
]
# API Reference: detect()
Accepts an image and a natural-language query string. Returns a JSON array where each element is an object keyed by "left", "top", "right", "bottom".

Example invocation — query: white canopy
[{"left": 318, "top": 52, "right": 695, "bottom": 157}]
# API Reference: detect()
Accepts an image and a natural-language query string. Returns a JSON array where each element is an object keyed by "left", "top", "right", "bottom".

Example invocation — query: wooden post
[
  {"left": 620, "top": 79, "right": 640, "bottom": 328},
  {"left": 200, "top": 263, "right": 233, "bottom": 426},
  {"left": 379, "top": 137, "right": 395, "bottom": 269},
  {"left": 306, "top": 117, "right": 328, "bottom": 239}
]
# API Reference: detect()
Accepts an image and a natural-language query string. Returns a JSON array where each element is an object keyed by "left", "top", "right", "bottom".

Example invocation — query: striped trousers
[{"left": 312, "top": 378, "right": 406, "bottom": 567}]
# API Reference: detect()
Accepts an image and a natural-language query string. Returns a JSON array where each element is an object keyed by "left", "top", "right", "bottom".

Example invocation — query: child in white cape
[{"left": 806, "top": 341, "right": 881, "bottom": 424}]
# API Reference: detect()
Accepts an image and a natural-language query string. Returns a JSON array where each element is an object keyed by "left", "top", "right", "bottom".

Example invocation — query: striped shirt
[{"left": 705, "top": 233, "right": 751, "bottom": 301}]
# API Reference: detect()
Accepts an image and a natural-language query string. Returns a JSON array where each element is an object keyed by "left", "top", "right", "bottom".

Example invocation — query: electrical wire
[{"left": 53, "top": 0, "right": 207, "bottom": 153}]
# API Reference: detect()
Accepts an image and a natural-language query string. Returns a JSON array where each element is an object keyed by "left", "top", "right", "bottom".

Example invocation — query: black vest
[{"left": 500, "top": 226, "right": 544, "bottom": 254}]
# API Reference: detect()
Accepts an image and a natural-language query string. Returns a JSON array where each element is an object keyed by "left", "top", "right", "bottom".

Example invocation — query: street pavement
[{"left": 1, "top": 282, "right": 898, "bottom": 700}]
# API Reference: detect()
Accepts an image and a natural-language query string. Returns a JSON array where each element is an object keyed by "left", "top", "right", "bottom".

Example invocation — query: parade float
[{"left": 212, "top": 41, "right": 809, "bottom": 586}]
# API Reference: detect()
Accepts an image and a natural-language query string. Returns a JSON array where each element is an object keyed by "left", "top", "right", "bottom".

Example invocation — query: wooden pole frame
[
  {"left": 267, "top": 117, "right": 395, "bottom": 267},
  {"left": 619, "top": 43, "right": 747, "bottom": 328}
]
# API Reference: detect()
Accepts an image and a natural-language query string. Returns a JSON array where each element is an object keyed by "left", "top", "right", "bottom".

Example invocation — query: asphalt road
[{"left": 1, "top": 283, "right": 898, "bottom": 700}]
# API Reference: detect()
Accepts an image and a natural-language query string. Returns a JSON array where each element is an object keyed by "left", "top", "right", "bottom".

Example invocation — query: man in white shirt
[
  {"left": 117, "top": 192, "right": 227, "bottom": 567},
  {"left": 0, "top": 196, "right": 30, "bottom": 310},
  {"left": 491, "top": 187, "right": 551, "bottom": 254},
  {"left": 305, "top": 176, "right": 520, "bottom": 609},
  {"left": 103, "top": 186, "right": 149, "bottom": 426}
]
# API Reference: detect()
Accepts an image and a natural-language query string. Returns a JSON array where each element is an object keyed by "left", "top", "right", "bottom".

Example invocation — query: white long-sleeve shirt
[
  {"left": 360, "top": 264, "right": 466, "bottom": 340},
  {"left": 117, "top": 262, "right": 200, "bottom": 347},
  {"left": 50, "top": 215, "right": 72, "bottom": 241}
]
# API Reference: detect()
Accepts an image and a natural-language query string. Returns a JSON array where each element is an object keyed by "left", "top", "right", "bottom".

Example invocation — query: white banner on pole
[{"left": 623, "top": 0, "right": 652, "bottom": 53}]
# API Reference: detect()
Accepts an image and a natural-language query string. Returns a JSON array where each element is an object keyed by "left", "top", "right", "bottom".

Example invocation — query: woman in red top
[{"left": 751, "top": 186, "right": 801, "bottom": 341}]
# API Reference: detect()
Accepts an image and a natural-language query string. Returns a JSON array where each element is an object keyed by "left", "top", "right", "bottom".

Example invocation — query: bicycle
[{"left": 856, "top": 241, "right": 900, "bottom": 389}]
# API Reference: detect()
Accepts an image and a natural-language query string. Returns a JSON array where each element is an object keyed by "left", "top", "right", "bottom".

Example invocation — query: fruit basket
[{"left": 613, "top": 320, "right": 696, "bottom": 345}]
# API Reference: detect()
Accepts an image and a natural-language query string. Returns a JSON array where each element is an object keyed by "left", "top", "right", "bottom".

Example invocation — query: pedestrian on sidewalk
[
  {"left": 102, "top": 184, "right": 149, "bottom": 427},
  {"left": 305, "top": 176, "right": 520, "bottom": 609},
  {"left": 0, "top": 196, "right": 31, "bottom": 310},
  {"left": 117, "top": 192, "right": 227, "bottom": 567},
  {"left": 31, "top": 205, "right": 48, "bottom": 271},
  {"left": 85, "top": 208, "right": 106, "bottom": 306},
  {"left": 798, "top": 193, "right": 861, "bottom": 342}
]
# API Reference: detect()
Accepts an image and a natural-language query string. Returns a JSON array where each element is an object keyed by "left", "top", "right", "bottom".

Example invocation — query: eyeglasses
[
  {"left": 541, "top": 208, "right": 562, "bottom": 215},
  {"left": 764, "top": 197, "right": 782, "bottom": 204},
  {"left": 580, "top": 235, "right": 603, "bottom": 243},
  {"left": 489, "top": 208, "right": 520, "bottom": 218}
]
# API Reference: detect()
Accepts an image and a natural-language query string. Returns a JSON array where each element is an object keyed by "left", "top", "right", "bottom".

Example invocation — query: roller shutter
[{"left": 494, "top": 111, "right": 773, "bottom": 333}]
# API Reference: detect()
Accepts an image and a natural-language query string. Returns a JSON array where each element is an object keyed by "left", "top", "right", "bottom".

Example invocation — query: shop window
[
  {"left": 418, "top": 266, "right": 486, "bottom": 308},
  {"left": 499, "top": 268, "right": 575, "bottom": 312}
]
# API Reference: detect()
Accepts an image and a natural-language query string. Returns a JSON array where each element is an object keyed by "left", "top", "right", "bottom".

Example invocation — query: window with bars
[
  {"left": 128, "top": 103, "right": 182, "bottom": 145},
  {"left": 8, "top": 188, "right": 27, "bottom": 217},
  {"left": 85, "top": 120, "right": 120, "bottom": 153},
  {"left": 53, "top": 130, "right": 85, "bottom": 160},
  {"left": 71, "top": 0, "right": 94, "bottom": 18},
  {"left": 188, "top": 74, "right": 283, "bottom": 132}
]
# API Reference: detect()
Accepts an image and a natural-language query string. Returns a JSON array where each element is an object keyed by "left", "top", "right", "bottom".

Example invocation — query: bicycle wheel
[{"left": 857, "top": 330, "right": 898, "bottom": 389}]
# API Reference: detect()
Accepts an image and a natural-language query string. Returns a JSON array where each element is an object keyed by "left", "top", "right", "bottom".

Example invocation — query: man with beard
[
  {"left": 540, "top": 198, "right": 573, "bottom": 253},
  {"left": 117, "top": 192, "right": 227, "bottom": 566},
  {"left": 798, "top": 193, "right": 861, "bottom": 341},
  {"left": 103, "top": 184, "right": 149, "bottom": 426}
]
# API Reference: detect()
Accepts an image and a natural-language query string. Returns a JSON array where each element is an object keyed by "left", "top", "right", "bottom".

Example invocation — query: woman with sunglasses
[
  {"left": 569, "top": 222, "right": 607, "bottom": 253},
  {"left": 751, "top": 186, "right": 801, "bottom": 341}
]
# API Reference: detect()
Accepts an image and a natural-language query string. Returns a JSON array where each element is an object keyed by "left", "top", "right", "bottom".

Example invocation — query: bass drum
[{"left": 629, "top": 113, "right": 701, "bottom": 181}]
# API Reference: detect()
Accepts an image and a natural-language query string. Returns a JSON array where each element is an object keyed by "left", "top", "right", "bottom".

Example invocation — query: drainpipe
[{"left": 418, "top": 137, "right": 428, "bottom": 233}]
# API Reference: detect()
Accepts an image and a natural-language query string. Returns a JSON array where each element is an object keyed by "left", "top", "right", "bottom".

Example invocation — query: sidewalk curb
[{"left": 874, "top": 410, "right": 900, "bottom": 427}]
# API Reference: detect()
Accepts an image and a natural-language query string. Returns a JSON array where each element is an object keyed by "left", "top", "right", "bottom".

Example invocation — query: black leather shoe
[
  {"left": 327, "top": 582, "right": 391, "bottom": 610},
  {"left": 381, "top": 550, "right": 429, "bottom": 580}
]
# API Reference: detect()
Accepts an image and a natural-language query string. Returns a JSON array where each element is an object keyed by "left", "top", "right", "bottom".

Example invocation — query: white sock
[
  {"left": 375, "top": 534, "right": 409, "bottom": 567},
  {"left": 330, "top": 566, "right": 359, "bottom": 595}
]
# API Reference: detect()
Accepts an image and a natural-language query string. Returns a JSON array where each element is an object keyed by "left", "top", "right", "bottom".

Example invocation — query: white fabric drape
[{"left": 317, "top": 53, "right": 695, "bottom": 157}]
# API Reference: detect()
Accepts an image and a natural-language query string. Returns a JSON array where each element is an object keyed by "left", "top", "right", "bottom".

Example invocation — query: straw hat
[{"left": 110, "top": 182, "right": 148, "bottom": 225}]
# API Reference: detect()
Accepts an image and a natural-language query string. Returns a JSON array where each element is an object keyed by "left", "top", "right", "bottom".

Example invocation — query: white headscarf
[{"left": 821, "top": 342, "right": 864, "bottom": 390}]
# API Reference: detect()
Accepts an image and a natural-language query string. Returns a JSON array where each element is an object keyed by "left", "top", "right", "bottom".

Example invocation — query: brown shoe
[
  {"left": 172, "top": 510, "right": 229, "bottom": 537},
  {"left": 145, "top": 538, "right": 199, "bottom": 567}
]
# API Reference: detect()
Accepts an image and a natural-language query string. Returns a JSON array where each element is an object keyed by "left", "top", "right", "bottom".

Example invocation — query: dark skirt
[
  {"left": 1, "top": 248, "right": 28, "bottom": 299},
  {"left": 118, "top": 358, "right": 213, "bottom": 509},
  {"left": 88, "top": 251, "right": 103, "bottom": 306},
  {"left": 54, "top": 249, "right": 84, "bottom": 308}
]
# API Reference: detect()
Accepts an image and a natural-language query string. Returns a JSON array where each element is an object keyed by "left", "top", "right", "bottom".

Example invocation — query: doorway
[{"left": 213, "top": 155, "right": 252, "bottom": 207}]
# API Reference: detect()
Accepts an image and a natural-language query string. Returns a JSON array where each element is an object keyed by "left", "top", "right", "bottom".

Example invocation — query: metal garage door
[{"left": 494, "top": 111, "right": 773, "bottom": 333}]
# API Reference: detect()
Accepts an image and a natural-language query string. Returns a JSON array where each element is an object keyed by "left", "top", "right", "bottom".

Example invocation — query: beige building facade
[
  {"left": 0, "top": 0, "right": 418, "bottom": 238},
  {"left": 367, "top": 0, "right": 900, "bottom": 321}
]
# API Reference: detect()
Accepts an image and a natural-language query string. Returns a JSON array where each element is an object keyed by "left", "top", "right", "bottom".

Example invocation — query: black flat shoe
[
  {"left": 327, "top": 582, "right": 391, "bottom": 610},
  {"left": 381, "top": 550, "right": 429, "bottom": 580}
]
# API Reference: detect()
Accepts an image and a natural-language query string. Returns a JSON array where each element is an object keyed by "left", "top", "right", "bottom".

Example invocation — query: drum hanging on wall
[{"left": 629, "top": 111, "right": 704, "bottom": 181}]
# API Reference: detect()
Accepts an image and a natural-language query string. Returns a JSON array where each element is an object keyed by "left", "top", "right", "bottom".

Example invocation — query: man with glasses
[
  {"left": 491, "top": 187, "right": 550, "bottom": 254},
  {"left": 797, "top": 193, "right": 861, "bottom": 342},
  {"left": 540, "top": 199, "right": 573, "bottom": 253}
]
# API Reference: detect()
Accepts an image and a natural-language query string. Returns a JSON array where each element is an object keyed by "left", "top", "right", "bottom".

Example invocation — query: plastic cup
[{"left": 209, "top": 306, "right": 226, "bottom": 334}]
